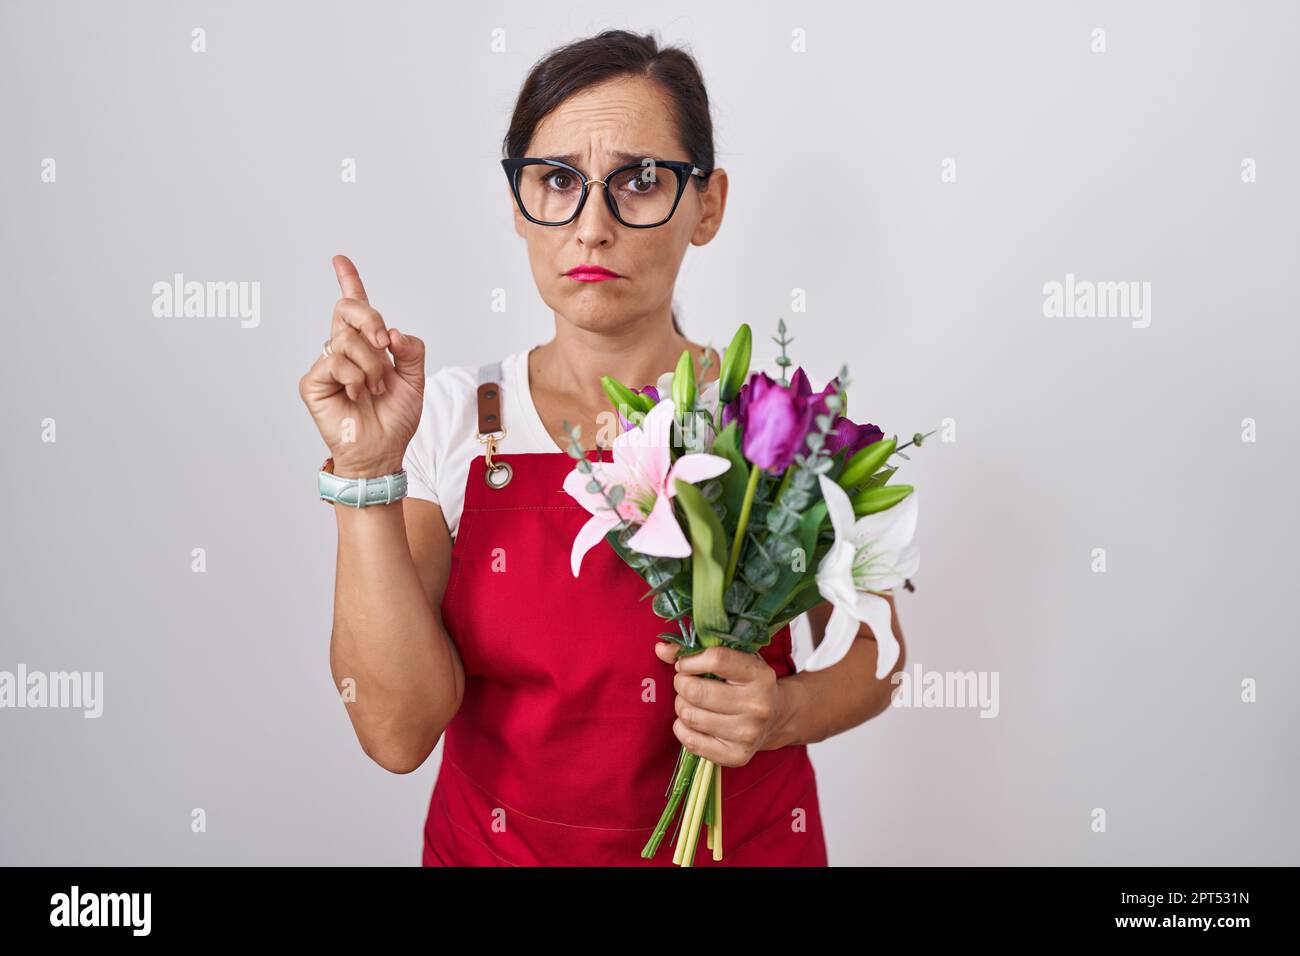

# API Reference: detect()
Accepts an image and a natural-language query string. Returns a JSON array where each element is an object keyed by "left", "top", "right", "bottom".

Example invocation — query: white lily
[{"left": 802, "top": 473, "right": 920, "bottom": 678}]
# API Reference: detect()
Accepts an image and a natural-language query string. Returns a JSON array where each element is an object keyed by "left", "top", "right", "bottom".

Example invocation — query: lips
[{"left": 566, "top": 264, "right": 621, "bottom": 282}]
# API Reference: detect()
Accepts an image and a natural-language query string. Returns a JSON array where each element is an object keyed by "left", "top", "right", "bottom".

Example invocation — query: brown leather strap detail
[{"left": 476, "top": 380, "right": 503, "bottom": 435}]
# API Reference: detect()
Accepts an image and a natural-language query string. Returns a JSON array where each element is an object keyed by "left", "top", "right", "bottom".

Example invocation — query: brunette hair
[{"left": 502, "top": 29, "right": 717, "bottom": 335}]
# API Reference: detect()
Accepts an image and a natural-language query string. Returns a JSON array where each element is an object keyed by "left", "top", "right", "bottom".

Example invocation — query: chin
[{"left": 550, "top": 288, "right": 641, "bottom": 331}]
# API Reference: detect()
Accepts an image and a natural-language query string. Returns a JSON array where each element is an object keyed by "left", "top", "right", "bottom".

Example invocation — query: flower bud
[
  {"left": 602, "top": 375, "right": 654, "bottom": 417},
  {"left": 718, "top": 324, "right": 752, "bottom": 403},
  {"left": 671, "top": 349, "right": 696, "bottom": 412},
  {"left": 837, "top": 437, "right": 896, "bottom": 490}
]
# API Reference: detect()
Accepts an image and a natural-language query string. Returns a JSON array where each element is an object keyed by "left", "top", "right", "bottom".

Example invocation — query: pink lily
[{"left": 563, "top": 398, "right": 731, "bottom": 576}]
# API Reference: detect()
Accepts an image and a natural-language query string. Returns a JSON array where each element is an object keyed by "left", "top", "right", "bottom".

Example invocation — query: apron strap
[
  {"left": 475, "top": 359, "right": 513, "bottom": 490},
  {"left": 475, "top": 360, "right": 505, "bottom": 436}
]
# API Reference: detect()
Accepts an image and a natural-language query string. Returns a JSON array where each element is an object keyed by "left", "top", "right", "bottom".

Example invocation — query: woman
[{"left": 298, "top": 29, "right": 907, "bottom": 866}]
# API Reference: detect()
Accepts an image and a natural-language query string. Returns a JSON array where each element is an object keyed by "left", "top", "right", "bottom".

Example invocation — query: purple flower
[
  {"left": 789, "top": 367, "right": 839, "bottom": 419},
  {"left": 790, "top": 366, "right": 881, "bottom": 457},
  {"left": 730, "top": 372, "right": 814, "bottom": 473},
  {"left": 721, "top": 367, "right": 884, "bottom": 472},
  {"left": 825, "top": 419, "right": 884, "bottom": 457}
]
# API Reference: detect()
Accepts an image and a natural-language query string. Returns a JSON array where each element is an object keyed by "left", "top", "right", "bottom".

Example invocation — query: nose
[{"left": 575, "top": 179, "right": 617, "bottom": 247}]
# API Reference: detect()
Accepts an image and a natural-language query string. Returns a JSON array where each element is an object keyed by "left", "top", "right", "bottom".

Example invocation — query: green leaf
[
  {"left": 710, "top": 420, "right": 750, "bottom": 522},
  {"left": 639, "top": 571, "right": 689, "bottom": 602},
  {"left": 672, "top": 478, "right": 730, "bottom": 634},
  {"left": 766, "top": 578, "right": 827, "bottom": 638},
  {"left": 864, "top": 465, "right": 897, "bottom": 488}
]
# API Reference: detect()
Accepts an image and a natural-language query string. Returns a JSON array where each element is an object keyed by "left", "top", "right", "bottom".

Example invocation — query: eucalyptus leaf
[
  {"left": 792, "top": 468, "right": 817, "bottom": 491},
  {"left": 778, "top": 486, "right": 811, "bottom": 511},
  {"left": 724, "top": 579, "right": 755, "bottom": 614},
  {"left": 765, "top": 505, "right": 799, "bottom": 536},
  {"left": 748, "top": 499, "right": 825, "bottom": 622},
  {"left": 652, "top": 591, "right": 687, "bottom": 621},
  {"left": 740, "top": 557, "right": 780, "bottom": 592}
]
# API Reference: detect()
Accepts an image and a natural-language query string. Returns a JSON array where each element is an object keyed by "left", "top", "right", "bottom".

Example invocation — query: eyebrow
[{"left": 541, "top": 150, "right": 668, "bottom": 169}]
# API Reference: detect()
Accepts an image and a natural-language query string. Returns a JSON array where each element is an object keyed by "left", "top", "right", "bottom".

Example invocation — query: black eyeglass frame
[{"left": 501, "top": 156, "right": 710, "bottom": 228}]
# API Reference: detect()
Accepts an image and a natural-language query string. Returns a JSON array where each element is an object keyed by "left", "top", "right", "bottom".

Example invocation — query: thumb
[
  {"left": 654, "top": 641, "right": 678, "bottom": 663},
  {"left": 385, "top": 327, "right": 425, "bottom": 393}
]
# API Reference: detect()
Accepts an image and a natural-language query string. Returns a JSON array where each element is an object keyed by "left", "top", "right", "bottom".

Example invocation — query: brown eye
[{"left": 615, "top": 168, "right": 658, "bottom": 196}]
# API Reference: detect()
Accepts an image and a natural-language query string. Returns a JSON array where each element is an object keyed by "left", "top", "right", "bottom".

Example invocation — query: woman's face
[{"left": 511, "top": 74, "right": 727, "bottom": 335}]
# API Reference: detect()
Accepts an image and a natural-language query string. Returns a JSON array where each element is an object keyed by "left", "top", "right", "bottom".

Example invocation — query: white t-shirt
[{"left": 402, "top": 347, "right": 561, "bottom": 538}]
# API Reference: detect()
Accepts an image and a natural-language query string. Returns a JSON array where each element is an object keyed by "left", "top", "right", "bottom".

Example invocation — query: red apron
[{"left": 421, "top": 366, "right": 829, "bottom": 867}]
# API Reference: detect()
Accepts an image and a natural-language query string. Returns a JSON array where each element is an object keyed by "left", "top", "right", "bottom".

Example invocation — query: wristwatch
[{"left": 318, "top": 457, "right": 408, "bottom": 508}]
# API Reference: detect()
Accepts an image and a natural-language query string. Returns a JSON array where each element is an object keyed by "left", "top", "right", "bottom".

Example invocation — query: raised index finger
[{"left": 332, "top": 254, "right": 369, "bottom": 302}]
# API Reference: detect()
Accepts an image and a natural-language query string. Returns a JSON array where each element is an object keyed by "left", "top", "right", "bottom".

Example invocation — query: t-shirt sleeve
[{"left": 402, "top": 370, "right": 447, "bottom": 505}]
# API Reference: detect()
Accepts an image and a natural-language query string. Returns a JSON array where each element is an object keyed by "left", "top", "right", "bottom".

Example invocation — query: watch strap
[{"left": 319, "top": 465, "right": 408, "bottom": 507}]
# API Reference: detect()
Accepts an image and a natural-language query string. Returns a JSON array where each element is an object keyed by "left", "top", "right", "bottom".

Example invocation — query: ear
[
  {"left": 509, "top": 185, "right": 527, "bottom": 238},
  {"left": 689, "top": 167, "right": 729, "bottom": 247}
]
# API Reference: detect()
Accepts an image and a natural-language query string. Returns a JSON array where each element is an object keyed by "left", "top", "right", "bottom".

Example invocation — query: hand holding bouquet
[{"left": 561, "top": 320, "right": 928, "bottom": 865}]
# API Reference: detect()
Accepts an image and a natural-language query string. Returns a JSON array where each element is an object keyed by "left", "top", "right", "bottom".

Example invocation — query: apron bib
[{"left": 421, "top": 359, "right": 829, "bottom": 866}]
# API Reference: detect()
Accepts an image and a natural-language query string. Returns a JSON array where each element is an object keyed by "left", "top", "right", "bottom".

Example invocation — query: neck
[{"left": 532, "top": 306, "right": 710, "bottom": 400}]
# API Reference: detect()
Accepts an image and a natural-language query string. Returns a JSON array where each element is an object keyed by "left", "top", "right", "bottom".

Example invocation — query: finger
[
  {"left": 332, "top": 254, "right": 369, "bottom": 303},
  {"left": 675, "top": 693, "right": 756, "bottom": 744},
  {"left": 654, "top": 641, "right": 679, "bottom": 663},
  {"left": 302, "top": 347, "right": 365, "bottom": 402},
  {"left": 675, "top": 646, "right": 759, "bottom": 681},
  {"left": 320, "top": 353, "right": 368, "bottom": 403},
  {"left": 672, "top": 719, "right": 738, "bottom": 767},
  {"left": 329, "top": 326, "right": 391, "bottom": 395},
  {"left": 674, "top": 672, "right": 749, "bottom": 716},
  {"left": 384, "top": 327, "right": 425, "bottom": 393},
  {"left": 332, "top": 298, "right": 390, "bottom": 350}
]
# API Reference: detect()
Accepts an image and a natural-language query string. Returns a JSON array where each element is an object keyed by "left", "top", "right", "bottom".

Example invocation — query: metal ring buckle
[{"left": 478, "top": 428, "right": 512, "bottom": 489}]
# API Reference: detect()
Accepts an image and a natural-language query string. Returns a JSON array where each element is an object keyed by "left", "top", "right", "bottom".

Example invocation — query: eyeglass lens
[{"left": 515, "top": 162, "right": 683, "bottom": 225}]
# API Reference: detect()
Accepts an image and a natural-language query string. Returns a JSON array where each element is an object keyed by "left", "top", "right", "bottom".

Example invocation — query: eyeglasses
[{"left": 501, "top": 156, "right": 709, "bottom": 228}]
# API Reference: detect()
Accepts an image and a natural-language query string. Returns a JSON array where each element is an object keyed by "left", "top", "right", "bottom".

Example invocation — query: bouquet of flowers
[{"left": 561, "top": 320, "right": 928, "bottom": 865}]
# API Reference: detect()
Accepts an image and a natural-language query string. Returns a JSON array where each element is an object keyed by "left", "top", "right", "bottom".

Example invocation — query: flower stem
[
  {"left": 713, "top": 763, "right": 723, "bottom": 860},
  {"left": 725, "top": 463, "right": 763, "bottom": 590},
  {"left": 679, "top": 759, "right": 715, "bottom": 867},
  {"left": 672, "top": 759, "right": 706, "bottom": 865},
  {"left": 642, "top": 745, "right": 699, "bottom": 858}
]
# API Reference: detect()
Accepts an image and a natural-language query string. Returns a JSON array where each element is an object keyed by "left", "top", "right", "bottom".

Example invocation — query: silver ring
[{"left": 322, "top": 339, "right": 333, "bottom": 359}]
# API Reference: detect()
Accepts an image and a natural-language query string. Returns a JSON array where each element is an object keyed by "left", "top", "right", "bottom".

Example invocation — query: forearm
[
  {"left": 766, "top": 631, "right": 901, "bottom": 749},
  {"left": 329, "top": 502, "right": 459, "bottom": 772}
]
